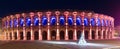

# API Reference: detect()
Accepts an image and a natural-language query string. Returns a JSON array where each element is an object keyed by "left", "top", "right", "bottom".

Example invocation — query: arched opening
[
  {"left": 20, "top": 32, "right": 23, "bottom": 40},
  {"left": 51, "top": 30, "right": 56, "bottom": 40},
  {"left": 103, "top": 31, "right": 106, "bottom": 39},
  {"left": 14, "top": 32, "right": 17, "bottom": 40},
  {"left": 92, "top": 30, "right": 95, "bottom": 39},
  {"left": 85, "top": 31, "right": 89, "bottom": 39},
  {"left": 34, "top": 31, "right": 39, "bottom": 40},
  {"left": 98, "top": 31, "right": 101, "bottom": 39},
  {"left": 10, "top": 33, "right": 12, "bottom": 40},
  {"left": 77, "top": 31, "right": 81, "bottom": 40},
  {"left": 68, "top": 30, "right": 73, "bottom": 40},
  {"left": 27, "top": 32, "right": 31, "bottom": 40},
  {"left": 60, "top": 31, "right": 65, "bottom": 40},
  {"left": 42, "top": 31, "right": 47, "bottom": 40}
]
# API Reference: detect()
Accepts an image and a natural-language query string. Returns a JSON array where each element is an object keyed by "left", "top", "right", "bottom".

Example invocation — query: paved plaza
[{"left": 0, "top": 39, "right": 120, "bottom": 49}]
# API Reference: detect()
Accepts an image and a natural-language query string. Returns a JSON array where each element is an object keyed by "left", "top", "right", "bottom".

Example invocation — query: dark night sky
[{"left": 0, "top": 0, "right": 120, "bottom": 26}]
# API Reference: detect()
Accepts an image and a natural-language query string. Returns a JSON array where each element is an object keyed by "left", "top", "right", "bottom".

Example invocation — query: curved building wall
[{"left": 2, "top": 11, "right": 114, "bottom": 40}]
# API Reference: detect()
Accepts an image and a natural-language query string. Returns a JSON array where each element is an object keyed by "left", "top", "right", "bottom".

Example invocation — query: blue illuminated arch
[
  {"left": 9, "top": 20, "right": 12, "bottom": 27},
  {"left": 91, "top": 18, "right": 95, "bottom": 26},
  {"left": 20, "top": 18, "right": 24, "bottom": 27},
  {"left": 42, "top": 16, "right": 47, "bottom": 26},
  {"left": 68, "top": 16, "right": 73, "bottom": 25},
  {"left": 97, "top": 19, "right": 101, "bottom": 26},
  {"left": 59, "top": 16, "right": 65, "bottom": 25},
  {"left": 84, "top": 18, "right": 88, "bottom": 26},
  {"left": 14, "top": 19, "right": 17, "bottom": 27},
  {"left": 26, "top": 17, "right": 31, "bottom": 27},
  {"left": 50, "top": 16, "right": 56, "bottom": 25},
  {"left": 34, "top": 17, "right": 39, "bottom": 26},
  {"left": 76, "top": 16, "right": 81, "bottom": 25}
]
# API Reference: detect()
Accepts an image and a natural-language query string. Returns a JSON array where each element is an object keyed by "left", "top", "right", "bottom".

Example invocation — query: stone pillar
[
  {"left": 17, "top": 29, "right": 20, "bottom": 40},
  {"left": 73, "top": 28, "right": 77, "bottom": 40},
  {"left": 8, "top": 32, "right": 10, "bottom": 40},
  {"left": 23, "top": 27, "right": 26, "bottom": 40},
  {"left": 56, "top": 28, "right": 60, "bottom": 40},
  {"left": 73, "top": 12, "right": 77, "bottom": 40},
  {"left": 38, "top": 12, "right": 42, "bottom": 40},
  {"left": 73, "top": 23, "right": 77, "bottom": 40},
  {"left": 31, "top": 27, "right": 34, "bottom": 40},
  {"left": 55, "top": 11, "right": 60, "bottom": 40},
  {"left": 101, "top": 29, "right": 103, "bottom": 39},
  {"left": 95, "top": 28, "right": 98, "bottom": 39},
  {"left": 47, "top": 25, "right": 51, "bottom": 40},
  {"left": 89, "top": 28, "right": 92, "bottom": 40},
  {"left": 4, "top": 32, "right": 7, "bottom": 40},
  {"left": 89, "top": 20, "right": 92, "bottom": 40},
  {"left": 39, "top": 26, "right": 42, "bottom": 40},
  {"left": 12, "top": 31, "right": 15, "bottom": 40},
  {"left": 56, "top": 23, "right": 60, "bottom": 40},
  {"left": 95, "top": 17, "right": 98, "bottom": 40},
  {"left": 65, "top": 23, "right": 68, "bottom": 40},
  {"left": 105, "top": 29, "right": 108, "bottom": 39}
]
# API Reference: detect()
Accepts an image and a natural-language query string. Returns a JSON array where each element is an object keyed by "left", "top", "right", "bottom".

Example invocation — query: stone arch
[
  {"left": 103, "top": 31, "right": 106, "bottom": 39},
  {"left": 51, "top": 30, "right": 56, "bottom": 40},
  {"left": 34, "top": 31, "right": 39, "bottom": 40},
  {"left": 14, "top": 32, "right": 17, "bottom": 40},
  {"left": 20, "top": 32, "right": 23, "bottom": 40},
  {"left": 60, "top": 30, "right": 65, "bottom": 40},
  {"left": 42, "top": 31, "right": 47, "bottom": 40},
  {"left": 68, "top": 30, "right": 73, "bottom": 40},
  {"left": 77, "top": 30, "right": 81, "bottom": 40},
  {"left": 92, "top": 30, "right": 95, "bottom": 39},
  {"left": 85, "top": 30, "right": 89, "bottom": 39},
  {"left": 98, "top": 31, "right": 101, "bottom": 39},
  {"left": 26, "top": 31, "right": 31, "bottom": 40}
]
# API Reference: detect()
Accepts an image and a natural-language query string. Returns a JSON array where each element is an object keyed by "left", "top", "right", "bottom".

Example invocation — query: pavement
[{"left": 0, "top": 39, "right": 120, "bottom": 49}]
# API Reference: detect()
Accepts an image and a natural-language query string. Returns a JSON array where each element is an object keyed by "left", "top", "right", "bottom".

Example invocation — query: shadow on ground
[{"left": 0, "top": 41, "right": 68, "bottom": 49}]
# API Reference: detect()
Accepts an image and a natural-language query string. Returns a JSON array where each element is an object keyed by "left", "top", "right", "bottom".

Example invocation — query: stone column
[
  {"left": 105, "top": 29, "right": 108, "bottom": 39},
  {"left": 11, "top": 32, "right": 14, "bottom": 40},
  {"left": 8, "top": 32, "right": 10, "bottom": 40},
  {"left": 95, "top": 28, "right": 98, "bottom": 39},
  {"left": 17, "top": 29, "right": 20, "bottom": 40},
  {"left": 39, "top": 25, "right": 42, "bottom": 40},
  {"left": 4, "top": 32, "right": 7, "bottom": 40},
  {"left": 89, "top": 27, "right": 92, "bottom": 40},
  {"left": 55, "top": 11, "right": 60, "bottom": 40},
  {"left": 56, "top": 23, "right": 60, "bottom": 40},
  {"left": 47, "top": 25, "right": 50, "bottom": 40},
  {"left": 38, "top": 12, "right": 42, "bottom": 40},
  {"left": 89, "top": 19, "right": 92, "bottom": 40},
  {"left": 56, "top": 27, "right": 60, "bottom": 40},
  {"left": 39, "top": 16, "right": 42, "bottom": 40},
  {"left": 73, "top": 23, "right": 77, "bottom": 40},
  {"left": 23, "top": 27, "right": 26, "bottom": 40},
  {"left": 101, "top": 29, "right": 103, "bottom": 39},
  {"left": 65, "top": 23, "right": 68, "bottom": 40},
  {"left": 17, "top": 25, "right": 20, "bottom": 40},
  {"left": 73, "top": 12, "right": 77, "bottom": 40},
  {"left": 31, "top": 26, "right": 34, "bottom": 40},
  {"left": 95, "top": 18, "right": 98, "bottom": 40}
]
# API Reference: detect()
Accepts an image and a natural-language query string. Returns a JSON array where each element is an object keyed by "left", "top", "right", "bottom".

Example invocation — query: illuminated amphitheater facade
[{"left": 2, "top": 11, "right": 114, "bottom": 40}]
